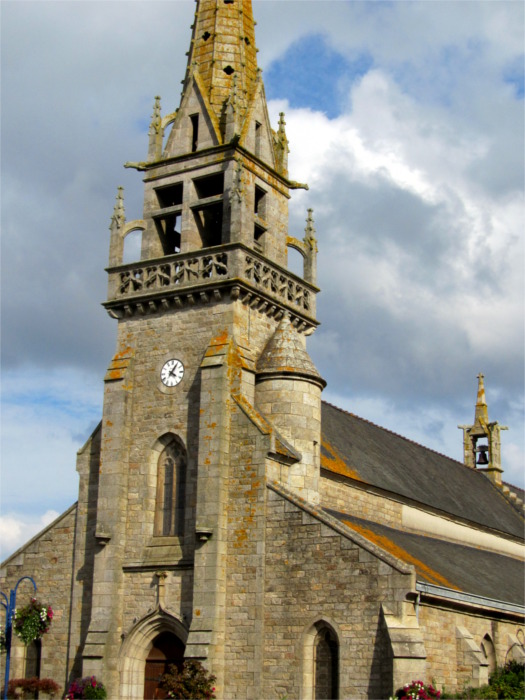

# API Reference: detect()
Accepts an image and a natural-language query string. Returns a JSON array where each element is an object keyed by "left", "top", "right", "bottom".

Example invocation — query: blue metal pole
[{"left": 1, "top": 577, "right": 37, "bottom": 700}]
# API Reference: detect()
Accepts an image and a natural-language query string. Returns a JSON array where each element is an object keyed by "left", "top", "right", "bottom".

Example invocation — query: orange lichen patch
[
  {"left": 209, "top": 329, "right": 229, "bottom": 347},
  {"left": 342, "top": 519, "right": 460, "bottom": 590},
  {"left": 114, "top": 346, "right": 133, "bottom": 360},
  {"left": 104, "top": 347, "right": 133, "bottom": 382},
  {"left": 321, "top": 440, "right": 362, "bottom": 482},
  {"left": 234, "top": 528, "right": 248, "bottom": 548}
]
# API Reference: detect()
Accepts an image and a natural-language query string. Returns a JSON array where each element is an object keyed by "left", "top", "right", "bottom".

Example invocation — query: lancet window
[
  {"left": 314, "top": 626, "right": 339, "bottom": 699},
  {"left": 154, "top": 438, "right": 187, "bottom": 537}
]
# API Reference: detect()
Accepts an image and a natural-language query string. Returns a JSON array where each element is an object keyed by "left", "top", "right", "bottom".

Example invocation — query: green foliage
[
  {"left": 441, "top": 661, "right": 525, "bottom": 699},
  {"left": 13, "top": 598, "right": 53, "bottom": 645},
  {"left": 4, "top": 677, "right": 60, "bottom": 698},
  {"left": 160, "top": 660, "right": 216, "bottom": 699}
]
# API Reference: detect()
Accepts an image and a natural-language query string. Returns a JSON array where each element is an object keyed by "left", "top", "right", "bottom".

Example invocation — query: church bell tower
[
  {"left": 458, "top": 373, "right": 508, "bottom": 484},
  {"left": 79, "top": 1, "right": 324, "bottom": 696}
]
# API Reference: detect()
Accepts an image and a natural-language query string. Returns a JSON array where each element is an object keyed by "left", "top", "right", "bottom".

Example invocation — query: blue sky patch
[
  {"left": 503, "top": 57, "right": 525, "bottom": 99},
  {"left": 265, "top": 34, "right": 372, "bottom": 118}
]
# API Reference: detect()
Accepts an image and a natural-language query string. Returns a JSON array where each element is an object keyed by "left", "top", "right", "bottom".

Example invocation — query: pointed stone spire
[
  {"left": 474, "top": 372, "right": 489, "bottom": 426},
  {"left": 182, "top": 0, "right": 258, "bottom": 125}
]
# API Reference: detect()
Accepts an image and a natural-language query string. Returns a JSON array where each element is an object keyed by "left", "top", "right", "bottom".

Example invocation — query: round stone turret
[{"left": 255, "top": 314, "right": 325, "bottom": 502}]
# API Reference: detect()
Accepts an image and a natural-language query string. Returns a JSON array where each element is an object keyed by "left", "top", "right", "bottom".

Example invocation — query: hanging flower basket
[{"left": 12, "top": 598, "right": 53, "bottom": 645}]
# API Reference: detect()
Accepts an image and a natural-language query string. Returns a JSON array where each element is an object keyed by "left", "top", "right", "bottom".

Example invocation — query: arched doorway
[{"left": 144, "top": 632, "right": 185, "bottom": 700}]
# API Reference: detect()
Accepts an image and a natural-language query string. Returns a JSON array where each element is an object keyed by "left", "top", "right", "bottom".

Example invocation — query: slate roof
[
  {"left": 320, "top": 401, "right": 524, "bottom": 539},
  {"left": 326, "top": 509, "right": 525, "bottom": 606}
]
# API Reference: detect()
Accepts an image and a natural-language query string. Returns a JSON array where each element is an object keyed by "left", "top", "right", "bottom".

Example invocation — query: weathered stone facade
[{"left": 1, "top": 2, "right": 523, "bottom": 699}]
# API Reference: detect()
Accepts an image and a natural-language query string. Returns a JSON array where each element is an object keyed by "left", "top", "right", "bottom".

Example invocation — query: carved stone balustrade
[{"left": 104, "top": 244, "right": 318, "bottom": 329}]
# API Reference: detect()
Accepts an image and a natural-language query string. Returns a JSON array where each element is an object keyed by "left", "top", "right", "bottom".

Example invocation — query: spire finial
[
  {"left": 110, "top": 186, "right": 125, "bottom": 229},
  {"left": 150, "top": 96, "right": 162, "bottom": 128},
  {"left": 304, "top": 209, "right": 317, "bottom": 251},
  {"left": 475, "top": 372, "right": 489, "bottom": 425},
  {"left": 278, "top": 112, "right": 286, "bottom": 134},
  {"left": 148, "top": 96, "right": 163, "bottom": 161},
  {"left": 274, "top": 112, "right": 289, "bottom": 177}
]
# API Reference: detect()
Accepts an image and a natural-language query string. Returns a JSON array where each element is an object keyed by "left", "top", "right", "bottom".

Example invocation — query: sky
[{"left": 1, "top": 0, "right": 524, "bottom": 561}]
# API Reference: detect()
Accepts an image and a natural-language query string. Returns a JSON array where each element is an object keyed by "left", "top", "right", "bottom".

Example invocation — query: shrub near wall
[
  {"left": 442, "top": 661, "right": 525, "bottom": 699},
  {"left": 4, "top": 677, "right": 60, "bottom": 699}
]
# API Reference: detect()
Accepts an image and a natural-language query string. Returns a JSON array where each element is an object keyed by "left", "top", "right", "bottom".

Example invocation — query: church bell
[{"left": 476, "top": 444, "right": 490, "bottom": 465}]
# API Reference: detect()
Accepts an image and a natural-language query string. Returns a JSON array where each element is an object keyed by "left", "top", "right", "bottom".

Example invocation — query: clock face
[{"left": 160, "top": 359, "right": 184, "bottom": 387}]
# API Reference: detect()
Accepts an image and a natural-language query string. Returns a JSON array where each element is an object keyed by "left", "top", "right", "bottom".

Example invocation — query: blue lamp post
[{"left": 1, "top": 576, "right": 37, "bottom": 700}]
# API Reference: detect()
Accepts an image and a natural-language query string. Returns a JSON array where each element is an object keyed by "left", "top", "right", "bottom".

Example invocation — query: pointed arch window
[
  {"left": 314, "top": 626, "right": 339, "bottom": 699},
  {"left": 303, "top": 620, "right": 339, "bottom": 700},
  {"left": 481, "top": 633, "right": 496, "bottom": 674},
  {"left": 154, "top": 438, "right": 186, "bottom": 537}
]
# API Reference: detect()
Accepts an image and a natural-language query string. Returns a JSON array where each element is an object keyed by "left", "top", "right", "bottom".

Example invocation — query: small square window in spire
[
  {"left": 224, "top": 0, "right": 234, "bottom": 4},
  {"left": 223, "top": 65, "right": 235, "bottom": 76},
  {"left": 202, "top": 31, "right": 211, "bottom": 41}
]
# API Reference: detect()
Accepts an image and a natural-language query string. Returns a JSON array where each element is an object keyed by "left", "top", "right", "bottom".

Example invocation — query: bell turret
[{"left": 458, "top": 374, "right": 508, "bottom": 484}]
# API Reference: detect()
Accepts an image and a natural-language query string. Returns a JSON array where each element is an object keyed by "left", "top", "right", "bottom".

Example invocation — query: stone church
[{"left": 1, "top": 1, "right": 524, "bottom": 698}]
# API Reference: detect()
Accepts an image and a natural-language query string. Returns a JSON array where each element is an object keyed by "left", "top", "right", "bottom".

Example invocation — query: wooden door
[{"left": 144, "top": 632, "right": 185, "bottom": 700}]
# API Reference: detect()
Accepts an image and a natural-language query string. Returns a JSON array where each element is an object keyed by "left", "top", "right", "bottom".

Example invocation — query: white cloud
[
  {"left": 1, "top": 1, "right": 523, "bottom": 544},
  {"left": 0, "top": 511, "right": 60, "bottom": 562}
]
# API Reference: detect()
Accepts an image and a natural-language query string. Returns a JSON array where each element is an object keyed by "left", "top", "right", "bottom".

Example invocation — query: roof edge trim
[{"left": 416, "top": 581, "right": 525, "bottom": 616}]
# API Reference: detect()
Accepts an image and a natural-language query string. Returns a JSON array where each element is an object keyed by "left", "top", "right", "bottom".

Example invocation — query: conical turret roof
[{"left": 257, "top": 315, "right": 325, "bottom": 387}]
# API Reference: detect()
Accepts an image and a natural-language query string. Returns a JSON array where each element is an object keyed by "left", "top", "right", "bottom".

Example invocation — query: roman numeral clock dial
[{"left": 160, "top": 359, "right": 184, "bottom": 387}]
